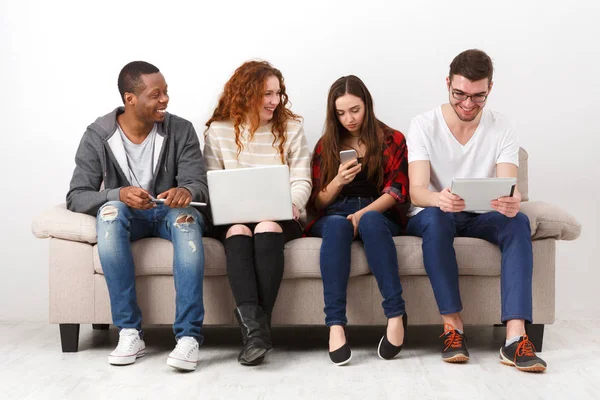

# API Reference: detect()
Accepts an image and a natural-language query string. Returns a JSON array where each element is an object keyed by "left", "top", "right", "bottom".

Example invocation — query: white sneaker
[
  {"left": 108, "top": 328, "right": 146, "bottom": 365},
  {"left": 167, "top": 336, "right": 199, "bottom": 371}
]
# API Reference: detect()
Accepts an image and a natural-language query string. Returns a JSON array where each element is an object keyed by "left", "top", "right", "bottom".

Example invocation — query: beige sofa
[{"left": 32, "top": 149, "right": 581, "bottom": 352}]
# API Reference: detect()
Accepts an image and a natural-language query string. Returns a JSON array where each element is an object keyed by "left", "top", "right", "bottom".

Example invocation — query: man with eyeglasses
[
  {"left": 66, "top": 61, "right": 209, "bottom": 371},
  {"left": 405, "top": 49, "right": 547, "bottom": 372}
]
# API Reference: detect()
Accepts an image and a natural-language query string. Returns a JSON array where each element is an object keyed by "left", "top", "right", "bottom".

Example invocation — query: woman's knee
[
  {"left": 321, "top": 216, "right": 353, "bottom": 238},
  {"left": 226, "top": 224, "right": 253, "bottom": 239},
  {"left": 254, "top": 221, "right": 283, "bottom": 234},
  {"left": 357, "top": 210, "right": 385, "bottom": 230}
]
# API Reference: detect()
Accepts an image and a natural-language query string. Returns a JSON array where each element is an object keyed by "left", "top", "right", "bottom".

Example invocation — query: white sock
[{"left": 505, "top": 335, "right": 522, "bottom": 347}]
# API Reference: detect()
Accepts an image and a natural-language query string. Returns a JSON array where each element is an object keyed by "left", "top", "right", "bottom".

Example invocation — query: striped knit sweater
[{"left": 203, "top": 119, "right": 312, "bottom": 212}]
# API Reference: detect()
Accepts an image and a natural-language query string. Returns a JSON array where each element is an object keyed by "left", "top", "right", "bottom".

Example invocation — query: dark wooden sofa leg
[
  {"left": 526, "top": 324, "right": 545, "bottom": 352},
  {"left": 59, "top": 324, "right": 80, "bottom": 352},
  {"left": 92, "top": 324, "right": 109, "bottom": 330}
]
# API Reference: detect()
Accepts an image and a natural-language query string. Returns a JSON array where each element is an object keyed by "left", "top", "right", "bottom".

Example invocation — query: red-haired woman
[
  {"left": 204, "top": 61, "right": 311, "bottom": 366},
  {"left": 306, "top": 75, "right": 410, "bottom": 365}
]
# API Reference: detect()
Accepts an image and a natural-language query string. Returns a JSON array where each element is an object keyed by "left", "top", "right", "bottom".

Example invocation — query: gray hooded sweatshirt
[{"left": 67, "top": 107, "right": 209, "bottom": 216}]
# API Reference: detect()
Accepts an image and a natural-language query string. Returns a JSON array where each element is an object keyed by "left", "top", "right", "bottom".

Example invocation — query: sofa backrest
[{"left": 518, "top": 147, "right": 529, "bottom": 202}]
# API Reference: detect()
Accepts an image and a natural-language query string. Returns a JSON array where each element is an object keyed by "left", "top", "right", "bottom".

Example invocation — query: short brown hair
[{"left": 449, "top": 49, "right": 493, "bottom": 83}]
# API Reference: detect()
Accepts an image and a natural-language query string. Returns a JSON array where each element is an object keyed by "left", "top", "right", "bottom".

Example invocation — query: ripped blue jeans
[{"left": 97, "top": 201, "right": 206, "bottom": 342}]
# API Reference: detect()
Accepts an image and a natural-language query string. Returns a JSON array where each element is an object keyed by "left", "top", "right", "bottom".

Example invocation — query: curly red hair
[{"left": 205, "top": 61, "right": 300, "bottom": 163}]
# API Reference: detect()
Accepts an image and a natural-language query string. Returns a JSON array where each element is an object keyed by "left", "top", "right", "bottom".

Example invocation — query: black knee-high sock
[
  {"left": 253, "top": 232, "right": 285, "bottom": 315},
  {"left": 224, "top": 235, "right": 258, "bottom": 307}
]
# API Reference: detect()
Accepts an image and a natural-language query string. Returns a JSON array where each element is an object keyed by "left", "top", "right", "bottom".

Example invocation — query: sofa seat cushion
[
  {"left": 93, "top": 236, "right": 502, "bottom": 278},
  {"left": 282, "top": 236, "right": 501, "bottom": 278},
  {"left": 93, "top": 237, "right": 227, "bottom": 276},
  {"left": 395, "top": 236, "right": 501, "bottom": 276},
  {"left": 282, "top": 238, "right": 371, "bottom": 278}
]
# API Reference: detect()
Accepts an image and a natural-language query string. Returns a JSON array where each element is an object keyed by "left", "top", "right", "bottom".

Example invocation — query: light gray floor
[{"left": 0, "top": 320, "right": 598, "bottom": 399}]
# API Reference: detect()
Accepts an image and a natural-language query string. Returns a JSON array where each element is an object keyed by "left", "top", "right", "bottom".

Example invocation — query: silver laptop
[{"left": 207, "top": 165, "right": 293, "bottom": 225}]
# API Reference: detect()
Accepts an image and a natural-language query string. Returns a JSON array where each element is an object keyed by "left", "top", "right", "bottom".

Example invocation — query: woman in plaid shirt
[{"left": 306, "top": 75, "right": 410, "bottom": 365}]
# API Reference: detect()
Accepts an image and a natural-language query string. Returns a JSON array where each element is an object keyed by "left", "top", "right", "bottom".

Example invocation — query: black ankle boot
[
  {"left": 235, "top": 305, "right": 272, "bottom": 366},
  {"left": 249, "top": 313, "right": 272, "bottom": 366}
]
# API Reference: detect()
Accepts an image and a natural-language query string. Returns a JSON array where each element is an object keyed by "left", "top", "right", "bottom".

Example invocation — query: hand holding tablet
[{"left": 438, "top": 188, "right": 466, "bottom": 213}]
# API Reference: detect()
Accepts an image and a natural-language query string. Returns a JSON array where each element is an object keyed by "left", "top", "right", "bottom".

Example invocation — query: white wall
[{"left": 1, "top": 0, "right": 598, "bottom": 321}]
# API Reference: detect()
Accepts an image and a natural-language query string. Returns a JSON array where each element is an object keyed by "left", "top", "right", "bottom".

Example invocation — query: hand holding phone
[
  {"left": 336, "top": 150, "right": 361, "bottom": 187},
  {"left": 339, "top": 149, "right": 358, "bottom": 165}
]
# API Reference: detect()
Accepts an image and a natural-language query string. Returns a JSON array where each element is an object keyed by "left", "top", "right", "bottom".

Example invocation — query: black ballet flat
[
  {"left": 377, "top": 313, "right": 408, "bottom": 360},
  {"left": 329, "top": 342, "right": 352, "bottom": 366}
]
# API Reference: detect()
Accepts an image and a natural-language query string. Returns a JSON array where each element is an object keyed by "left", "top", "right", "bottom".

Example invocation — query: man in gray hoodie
[{"left": 67, "top": 61, "right": 208, "bottom": 372}]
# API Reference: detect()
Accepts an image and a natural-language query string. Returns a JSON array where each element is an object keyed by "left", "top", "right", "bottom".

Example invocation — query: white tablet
[{"left": 450, "top": 178, "right": 517, "bottom": 212}]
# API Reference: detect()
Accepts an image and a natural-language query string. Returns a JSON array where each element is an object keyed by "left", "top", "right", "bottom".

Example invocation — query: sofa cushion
[
  {"left": 396, "top": 236, "right": 502, "bottom": 276},
  {"left": 93, "top": 237, "right": 227, "bottom": 276},
  {"left": 283, "top": 236, "right": 501, "bottom": 278},
  {"left": 282, "top": 238, "right": 372, "bottom": 278},
  {"left": 520, "top": 201, "right": 582, "bottom": 241},
  {"left": 93, "top": 236, "right": 502, "bottom": 278},
  {"left": 33, "top": 204, "right": 97, "bottom": 244}
]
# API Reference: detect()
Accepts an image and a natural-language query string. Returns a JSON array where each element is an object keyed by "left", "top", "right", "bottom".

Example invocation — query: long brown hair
[
  {"left": 318, "top": 75, "right": 386, "bottom": 191},
  {"left": 205, "top": 61, "right": 300, "bottom": 163}
]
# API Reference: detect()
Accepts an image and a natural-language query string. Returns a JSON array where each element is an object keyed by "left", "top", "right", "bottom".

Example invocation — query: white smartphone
[{"left": 339, "top": 149, "right": 358, "bottom": 165}]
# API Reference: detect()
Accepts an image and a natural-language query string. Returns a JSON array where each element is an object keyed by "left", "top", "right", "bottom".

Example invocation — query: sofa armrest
[
  {"left": 520, "top": 201, "right": 582, "bottom": 241},
  {"left": 32, "top": 204, "right": 98, "bottom": 244}
]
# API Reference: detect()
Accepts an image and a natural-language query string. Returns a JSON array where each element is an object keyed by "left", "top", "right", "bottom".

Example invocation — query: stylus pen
[{"left": 151, "top": 198, "right": 207, "bottom": 207}]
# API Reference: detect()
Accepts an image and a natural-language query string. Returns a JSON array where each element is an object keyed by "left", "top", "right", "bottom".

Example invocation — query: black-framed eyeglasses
[{"left": 451, "top": 89, "right": 488, "bottom": 104}]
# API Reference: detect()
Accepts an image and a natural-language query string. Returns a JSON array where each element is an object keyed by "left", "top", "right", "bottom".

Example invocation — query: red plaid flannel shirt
[{"left": 305, "top": 127, "right": 410, "bottom": 233}]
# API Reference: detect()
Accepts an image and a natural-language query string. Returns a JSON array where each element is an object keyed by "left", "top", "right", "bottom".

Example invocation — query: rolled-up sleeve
[{"left": 381, "top": 131, "right": 409, "bottom": 204}]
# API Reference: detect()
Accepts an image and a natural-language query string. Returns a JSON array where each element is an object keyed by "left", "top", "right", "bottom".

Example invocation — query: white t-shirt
[
  {"left": 406, "top": 106, "right": 519, "bottom": 216},
  {"left": 117, "top": 124, "right": 157, "bottom": 193}
]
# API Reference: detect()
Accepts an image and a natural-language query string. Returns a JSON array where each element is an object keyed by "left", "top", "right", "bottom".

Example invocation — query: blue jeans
[
  {"left": 310, "top": 197, "right": 406, "bottom": 327},
  {"left": 406, "top": 207, "right": 533, "bottom": 323},
  {"left": 96, "top": 201, "right": 206, "bottom": 342}
]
